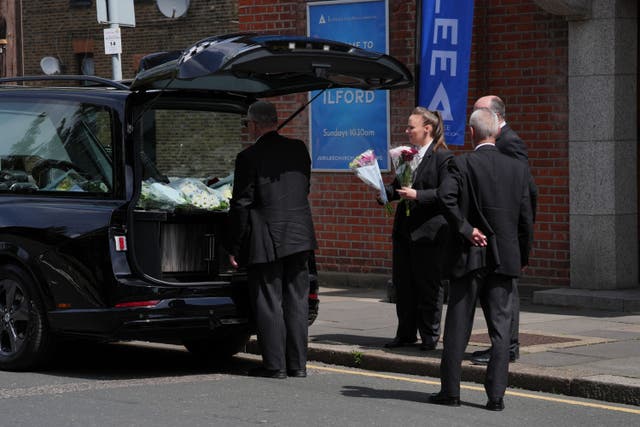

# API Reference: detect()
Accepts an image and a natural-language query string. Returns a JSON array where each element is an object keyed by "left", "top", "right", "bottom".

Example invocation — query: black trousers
[
  {"left": 248, "top": 251, "right": 310, "bottom": 372},
  {"left": 392, "top": 237, "right": 444, "bottom": 347},
  {"left": 479, "top": 278, "right": 520, "bottom": 352},
  {"left": 440, "top": 271, "right": 513, "bottom": 400}
]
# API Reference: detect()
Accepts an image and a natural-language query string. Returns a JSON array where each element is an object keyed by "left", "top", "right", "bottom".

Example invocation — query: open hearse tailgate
[{"left": 129, "top": 33, "right": 413, "bottom": 96}]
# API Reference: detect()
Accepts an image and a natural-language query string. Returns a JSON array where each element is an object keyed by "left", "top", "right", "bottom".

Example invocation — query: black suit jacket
[
  {"left": 228, "top": 131, "right": 317, "bottom": 265},
  {"left": 497, "top": 123, "right": 538, "bottom": 221},
  {"left": 496, "top": 123, "right": 528, "bottom": 162},
  {"left": 385, "top": 144, "right": 453, "bottom": 243},
  {"left": 439, "top": 145, "right": 533, "bottom": 278}
]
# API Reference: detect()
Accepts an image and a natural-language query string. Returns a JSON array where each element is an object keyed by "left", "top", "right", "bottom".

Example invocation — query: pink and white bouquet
[
  {"left": 348, "top": 149, "right": 393, "bottom": 216},
  {"left": 389, "top": 145, "right": 420, "bottom": 216}
]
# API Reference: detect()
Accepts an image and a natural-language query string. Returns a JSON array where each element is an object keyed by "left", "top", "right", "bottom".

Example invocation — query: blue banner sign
[
  {"left": 307, "top": 0, "right": 389, "bottom": 170},
  {"left": 418, "top": 0, "right": 474, "bottom": 146}
]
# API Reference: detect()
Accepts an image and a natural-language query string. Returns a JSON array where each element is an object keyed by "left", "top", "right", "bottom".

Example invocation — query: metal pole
[
  {"left": 106, "top": 0, "right": 122, "bottom": 81},
  {"left": 110, "top": 23, "right": 122, "bottom": 81}
]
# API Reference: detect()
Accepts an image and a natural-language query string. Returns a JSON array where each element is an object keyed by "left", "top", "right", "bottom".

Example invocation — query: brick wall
[
  {"left": 239, "top": 0, "right": 570, "bottom": 286},
  {"left": 21, "top": 0, "right": 238, "bottom": 78},
  {"left": 155, "top": 111, "right": 241, "bottom": 178},
  {"left": 470, "top": 0, "right": 570, "bottom": 285}
]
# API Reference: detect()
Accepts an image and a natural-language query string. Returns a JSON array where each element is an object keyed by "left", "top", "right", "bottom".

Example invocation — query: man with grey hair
[
  {"left": 428, "top": 107, "right": 533, "bottom": 411},
  {"left": 228, "top": 100, "right": 317, "bottom": 379},
  {"left": 470, "top": 95, "right": 538, "bottom": 365}
]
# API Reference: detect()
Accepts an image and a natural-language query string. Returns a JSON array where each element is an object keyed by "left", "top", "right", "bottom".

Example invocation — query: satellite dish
[
  {"left": 40, "top": 56, "right": 61, "bottom": 75},
  {"left": 156, "top": 0, "right": 190, "bottom": 19}
]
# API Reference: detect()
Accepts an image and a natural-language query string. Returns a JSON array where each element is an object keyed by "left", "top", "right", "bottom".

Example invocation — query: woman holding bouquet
[{"left": 383, "top": 107, "right": 453, "bottom": 352}]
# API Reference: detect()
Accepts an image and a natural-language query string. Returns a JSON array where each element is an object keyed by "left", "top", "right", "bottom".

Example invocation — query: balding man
[
  {"left": 228, "top": 101, "right": 317, "bottom": 379},
  {"left": 428, "top": 108, "right": 533, "bottom": 411},
  {"left": 469, "top": 95, "right": 538, "bottom": 365}
]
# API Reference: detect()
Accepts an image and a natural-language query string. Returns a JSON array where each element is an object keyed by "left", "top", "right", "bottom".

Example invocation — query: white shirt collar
[
  {"left": 418, "top": 140, "right": 432, "bottom": 159},
  {"left": 474, "top": 142, "right": 495, "bottom": 150}
]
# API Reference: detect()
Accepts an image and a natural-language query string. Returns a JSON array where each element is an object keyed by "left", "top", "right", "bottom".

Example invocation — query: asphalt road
[{"left": 0, "top": 342, "right": 638, "bottom": 426}]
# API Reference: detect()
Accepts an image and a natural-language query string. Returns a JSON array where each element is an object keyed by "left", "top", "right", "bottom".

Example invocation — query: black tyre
[
  {"left": 183, "top": 331, "right": 250, "bottom": 361},
  {"left": 0, "top": 264, "right": 54, "bottom": 371}
]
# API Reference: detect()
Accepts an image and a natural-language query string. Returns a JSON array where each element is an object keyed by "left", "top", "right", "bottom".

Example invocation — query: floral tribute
[
  {"left": 389, "top": 145, "right": 420, "bottom": 216},
  {"left": 348, "top": 149, "right": 393, "bottom": 216}
]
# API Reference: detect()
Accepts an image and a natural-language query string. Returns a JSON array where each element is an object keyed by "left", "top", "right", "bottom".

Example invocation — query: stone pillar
[{"left": 535, "top": 0, "right": 638, "bottom": 290}]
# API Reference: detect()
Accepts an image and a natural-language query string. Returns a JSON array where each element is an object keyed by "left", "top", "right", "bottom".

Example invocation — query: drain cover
[{"left": 469, "top": 332, "right": 580, "bottom": 346}]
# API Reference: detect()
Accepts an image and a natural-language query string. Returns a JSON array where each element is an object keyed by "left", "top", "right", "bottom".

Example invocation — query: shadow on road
[
  {"left": 41, "top": 340, "right": 258, "bottom": 381},
  {"left": 340, "top": 385, "right": 486, "bottom": 409}
]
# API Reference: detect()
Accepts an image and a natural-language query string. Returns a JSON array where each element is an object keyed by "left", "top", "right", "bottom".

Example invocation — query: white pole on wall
[{"left": 109, "top": 22, "right": 122, "bottom": 81}]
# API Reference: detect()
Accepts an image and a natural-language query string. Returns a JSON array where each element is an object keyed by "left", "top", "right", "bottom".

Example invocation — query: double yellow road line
[{"left": 309, "top": 364, "right": 640, "bottom": 415}]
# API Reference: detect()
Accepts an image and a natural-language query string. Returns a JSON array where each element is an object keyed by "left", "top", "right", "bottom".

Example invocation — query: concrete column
[
  {"left": 534, "top": 0, "right": 638, "bottom": 290},
  {"left": 568, "top": 0, "right": 638, "bottom": 289}
]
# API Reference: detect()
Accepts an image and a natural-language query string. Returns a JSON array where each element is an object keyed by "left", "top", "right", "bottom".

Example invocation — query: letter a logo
[
  {"left": 319, "top": 14, "right": 326, "bottom": 24},
  {"left": 428, "top": 83, "right": 453, "bottom": 120}
]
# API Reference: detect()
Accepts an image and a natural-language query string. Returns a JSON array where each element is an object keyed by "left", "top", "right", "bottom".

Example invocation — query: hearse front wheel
[{"left": 0, "top": 265, "right": 53, "bottom": 371}]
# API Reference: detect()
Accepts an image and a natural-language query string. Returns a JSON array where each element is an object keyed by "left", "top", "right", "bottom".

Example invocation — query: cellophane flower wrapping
[
  {"left": 389, "top": 145, "right": 420, "bottom": 216},
  {"left": 348, "top": 149, "right": 393, "bottom": 216},
  {"left": 139, "top": 181, "right": 189, "bottom": 210},
  {"left": 137, "top": 177, "right": 232, "bottom": 212},
  {"left": 169, "top": 178, "right": 228, "bottom": 211}
]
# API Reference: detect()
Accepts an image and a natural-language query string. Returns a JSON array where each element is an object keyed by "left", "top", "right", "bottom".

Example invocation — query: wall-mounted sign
[
  {"left": 307, "top": 0, "right": 390, "bottom": 171},
  {"left": 96, "top": 0, "right": 136, "bottom": 27},
  {"left": 103, "top": 27, "right": 122, "bottom": 55}
]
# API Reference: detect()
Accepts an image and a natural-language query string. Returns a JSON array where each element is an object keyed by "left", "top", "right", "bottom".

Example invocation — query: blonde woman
[{"left": 383, "top": 107, "right": 454, "bottom": 352}]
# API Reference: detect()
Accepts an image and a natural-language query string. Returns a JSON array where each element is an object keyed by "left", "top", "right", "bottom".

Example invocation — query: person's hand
[
  {"left": 229, "top": 254, "right": 239, "bottom": 269},
  {"left": 468, "top": 228, "right": 487, "bottom": 247},
  {"left": 396, "top": 187, "right": 417, "bottom": 200}
]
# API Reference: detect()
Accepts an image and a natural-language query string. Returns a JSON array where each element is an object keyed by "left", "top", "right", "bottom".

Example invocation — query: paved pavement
[{"left": 247, "top": 283, "right": 640, "bottom": 406}]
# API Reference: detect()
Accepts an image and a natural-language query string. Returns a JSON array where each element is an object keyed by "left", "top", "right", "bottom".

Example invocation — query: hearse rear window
[
  {"left": 135, "top": 108, "right": 242, "bottom": 212},
  {"left": 0, "top": 100, "right": 113, "bottom": 195}
]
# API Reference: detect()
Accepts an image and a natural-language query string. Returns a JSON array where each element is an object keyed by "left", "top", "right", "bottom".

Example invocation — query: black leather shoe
[
  {"left": 510, "top": 347, "right": 520, "bottom": 362},
  {"left": 384, "top": 338, "right": 416, "bottom": 349},
  {"left": 485, "top": 398, "right": 505, "bottom": 411},
  {"left": 471, "top": 348, "right": 519, "bottom": 364},
  {"left": 248, "top": 367, "right": 287, "bottom": 379},
  {"left": 287, "top": 369, "right": 307, "bottom": 378},
  {"left": 420, "top": 342, "right": 437, "bottom": 351},
  {"left": 470, "top": 349, "right": 490, "bottom": 365},
  {"left": 428, "top": 392, "right": 461, "bottom": 407}
]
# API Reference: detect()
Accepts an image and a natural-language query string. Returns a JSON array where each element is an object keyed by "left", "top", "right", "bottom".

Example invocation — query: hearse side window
[{"left": 0, "top": 100, "right": 113, "bottom": 194}]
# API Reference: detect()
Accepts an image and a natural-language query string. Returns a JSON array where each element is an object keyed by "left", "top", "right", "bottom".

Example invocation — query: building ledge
[
  {"left": 533, "top": 287, "right": 640, "bottom": 312},
  {"left": 532, "top": 0, "right": 591, "bottom": 18}
]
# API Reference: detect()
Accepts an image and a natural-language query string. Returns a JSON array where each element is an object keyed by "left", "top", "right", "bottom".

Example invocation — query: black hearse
[{"left": 0, "top": 33, "right": 412, "bottom": 370}]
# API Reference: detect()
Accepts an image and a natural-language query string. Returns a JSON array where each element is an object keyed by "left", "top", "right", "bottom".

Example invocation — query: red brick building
[{"left": 2, "top": 1, "right": 638, "bottom": 299}]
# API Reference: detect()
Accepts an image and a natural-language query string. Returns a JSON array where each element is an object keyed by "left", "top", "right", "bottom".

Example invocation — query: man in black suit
[
  {"left": 228, "top": 100, "right": 317, "bottom": 379},
  {"left": 469, "top": 95, "right": 538, "bottom": 365},
  {"left": 428, "top": 107, "right": 533, "bottom": 411}
]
